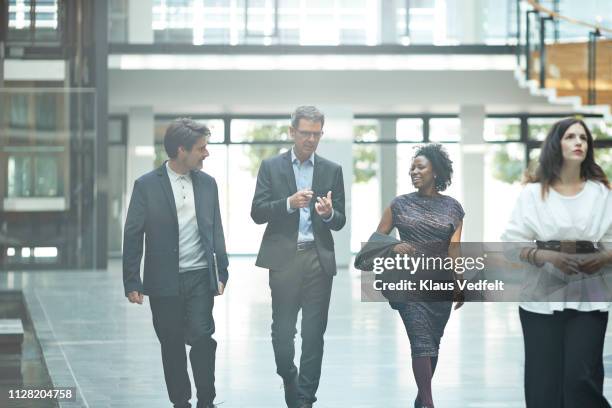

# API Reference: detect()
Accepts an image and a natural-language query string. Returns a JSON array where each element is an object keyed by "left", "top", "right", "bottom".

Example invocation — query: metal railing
[{"left": 517, "top": 0, "right": 612, "bottom": 105}]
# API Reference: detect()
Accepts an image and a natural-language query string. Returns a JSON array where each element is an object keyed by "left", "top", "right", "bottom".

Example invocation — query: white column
[
  {"left": 457, "top": 0, "right": 485, "bottom": 44},
  {"left": 0, "top": 43, "right": 4, "bottom": 87},
  {"left": 379, "top": 0, "right": 398, "bottom": 44},
  {"left": 126, "top": 106, "right": 155, "bottom": 209},
  {"left": 317, "top": 106, "right": 353, "bottom": 268},
  {"left": 128, "top": 0, "right": 154, "bottom": 44},
  {"left": 379, "top": 119, "right": 397, "bottom": 210},
  {"left": 459, "top": 105, "right": 485, "bottom": 242}
]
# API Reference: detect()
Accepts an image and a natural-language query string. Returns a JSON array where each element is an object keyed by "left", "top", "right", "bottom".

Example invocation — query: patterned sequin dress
[{"left": 390, "top": 192, "right": 465, "bottom": 358}]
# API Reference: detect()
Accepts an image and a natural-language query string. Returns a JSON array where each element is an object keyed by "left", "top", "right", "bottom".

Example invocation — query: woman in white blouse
[{"left": 502, "top": 117, "right": 612, "bottom": 408}]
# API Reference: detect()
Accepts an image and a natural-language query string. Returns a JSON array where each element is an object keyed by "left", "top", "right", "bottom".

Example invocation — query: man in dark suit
[
  {"left": 251, "top": 106, "right": 346, "bottom": 408},
  {"left": 123, "top": 118, "right": 228, "bottom": 408}
]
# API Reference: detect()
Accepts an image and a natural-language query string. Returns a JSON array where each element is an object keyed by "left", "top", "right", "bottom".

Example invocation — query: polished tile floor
[{"left": 2, "top": 257, "right": 612, "bottom": 408}]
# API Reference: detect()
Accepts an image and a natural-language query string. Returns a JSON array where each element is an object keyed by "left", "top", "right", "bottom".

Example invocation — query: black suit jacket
[
  {"left": 122, "top": 163, "right": 229, "bottom": 297},
  {"left": 251, "top": 150, "right": 346, "bottom": 275}
]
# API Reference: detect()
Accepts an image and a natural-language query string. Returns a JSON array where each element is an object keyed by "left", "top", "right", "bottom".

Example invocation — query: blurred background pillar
[
  {"left": 460, "top": 105, "right": 485, "bottom": 242},
  {"left": 317, "top": 106, "right": 353, "bottom": 269}
]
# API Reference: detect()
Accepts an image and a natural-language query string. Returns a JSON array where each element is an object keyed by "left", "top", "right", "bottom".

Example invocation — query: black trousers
[
  {"left": 150, "top": 269, "right": 216, "bottom": 408},
  {"left": 269, "top": 247, "right": 333, "bottom": 405},
  {"left": 519, "top": 307, "right": 610, "bottom": 408}
]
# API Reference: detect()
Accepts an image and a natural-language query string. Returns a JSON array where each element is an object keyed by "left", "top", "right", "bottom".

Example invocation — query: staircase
[{"left": 514, "top": 1, "right": 612, "bottom": 119}]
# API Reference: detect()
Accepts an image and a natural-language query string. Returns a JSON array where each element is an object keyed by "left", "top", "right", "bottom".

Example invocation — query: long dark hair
[{"left": 525, "top": 117, "right": 609, "bottom": 197}]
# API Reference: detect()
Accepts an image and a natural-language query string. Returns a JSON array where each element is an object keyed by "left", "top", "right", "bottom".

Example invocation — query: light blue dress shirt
[{"left": 286, "top": 148, "right": 334, "bottom": 243}]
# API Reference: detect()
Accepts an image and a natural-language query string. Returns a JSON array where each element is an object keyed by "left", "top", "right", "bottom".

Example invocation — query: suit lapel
[
  {"left": 191, "top": 171, "right": 213, "bottom": 250},
  {"left": 158, "top": 163, "right": 179, "bottom": 227},
  {"left": 311, "top": 153, "right": 323, "bottom": 210},
  {"left": 283, "top": 149, "right": 298, "bottom": 194},
  {"left": 191, "top": 171, "right": 203, "bottom": 229}
]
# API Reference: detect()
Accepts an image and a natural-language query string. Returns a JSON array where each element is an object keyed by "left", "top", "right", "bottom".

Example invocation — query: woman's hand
[
  {"left": 538, "top": 250, "right": 581, "bottom": 275},
  {"left": 578, "top": 253, "right": 610, "bottom": 275},
  {"left": 392, "top": 242, "right": 415, "bottom": 255}
]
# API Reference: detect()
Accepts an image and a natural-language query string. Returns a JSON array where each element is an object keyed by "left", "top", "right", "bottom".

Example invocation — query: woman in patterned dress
[{"left": 375, "top": 144, "right": 465, "bottom": 408}]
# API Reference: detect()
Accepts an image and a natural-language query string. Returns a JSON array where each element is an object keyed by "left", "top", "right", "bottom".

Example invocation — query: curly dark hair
[{"left": 413, "top": 143, "right": 454, "bottom": 192}]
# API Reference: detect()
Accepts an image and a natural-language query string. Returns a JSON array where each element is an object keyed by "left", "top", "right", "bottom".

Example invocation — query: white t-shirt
[{"left": 501, "top": 180, "right": 612, "bottom": 314}]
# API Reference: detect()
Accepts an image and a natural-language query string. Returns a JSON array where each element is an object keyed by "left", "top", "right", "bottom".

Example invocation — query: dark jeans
[
  {"left": 150, "top": 269, "right": 216, "bottom": 408},
  {"left": 269, "top": 247, "right": 333, "bottom": 405},
  {"left": 520, "top": 307, "right": 610, "bottom": 408}
]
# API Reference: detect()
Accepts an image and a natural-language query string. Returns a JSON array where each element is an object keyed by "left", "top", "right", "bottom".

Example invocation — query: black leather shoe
[{"left": 196, "top": 402, "right": 217, "bottom": 408}]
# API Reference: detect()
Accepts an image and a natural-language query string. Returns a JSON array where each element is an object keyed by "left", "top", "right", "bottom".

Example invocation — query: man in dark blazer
[
  {"left": 251, "top": 106, "right": 346, "bottom": 408},
  {"left": 123, "top": 118, "right": 228, "bottom": 408}
]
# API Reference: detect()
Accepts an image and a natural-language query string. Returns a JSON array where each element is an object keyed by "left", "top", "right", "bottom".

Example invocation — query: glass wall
[
  {"left": 7, "top": 0, "right": 61, "bottom": 43},
  {"left": 0, "top": 89, "right": 97, "bottom": 268},
  {"left": 154, "top": 117, "right": 291, "bottom": 254},
  {"left": 109, "top": 0, "right": 518, "bottom": 45},
  {"left": 149, "top": 114, "right": 611, "bottom": 254},
  {"left": 526, "top": 117, "right": 612, "bottom": 180},
  {"left": 396, "top": 0, "right": 517, "bottom": 45},
  {"left": 351, "top": 119, "right": 381, "bottom": 251},
  {"left": 109, "top": 0, "right": 129, "bottom": 43},
  {"left": 484, "top": 115, "right": 612, "bottom": 241},
  {"left": 351, "top": 116, "right": 462, "bottom": 252},
  {"left": 148, "top": 0, "right": 378, "bottom": 45}
]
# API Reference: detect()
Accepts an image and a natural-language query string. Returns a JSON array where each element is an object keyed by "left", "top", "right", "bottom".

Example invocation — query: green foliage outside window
[
  {"left": 528, "top": 123, "right": 553, "bottom": 141},
  {"left": 353, "top": 125, "right": 378, "bottom": 183},
  {"left": 153, "top": 120, "right": 608, "bottom": 186},
  {"left": 491, "top": 124, "right": 523, "bottom": 184},
  {"left": 492, "top": 148, "right": 524, "bottom": 184},
  {"left": 595, "top": 149, "right": 612, "bottom": 180},
  {"left": 353, "top": 145, "right": 377, "bottom": 183},
  {"left": 492, "top": 121, "right": 612, "bottom": 185},
  {"left": 155, "top": 145, "right": 166, "bottom": 168},
  {"left": 243, "top": 124, "right": 289, "bottom": 177},
  {"left": 590, "top": 122, "right": 612, "bottom": 140},
  {"left": 241, "top": 123, "right": 380, "bottom": 183}
]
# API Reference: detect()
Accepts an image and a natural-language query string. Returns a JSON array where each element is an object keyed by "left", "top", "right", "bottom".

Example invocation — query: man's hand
[
  {"left": 217, "top": 282, "right": 225, "bottom": 295},
  {"left": 289, "top": 189, "right": 313, "bottom": 209},
  {"left": 314, "top": 191, "right": 333, "bottom": 219},
  {"left": 127, "top": 291, "right": 144, "bottom": 304}
]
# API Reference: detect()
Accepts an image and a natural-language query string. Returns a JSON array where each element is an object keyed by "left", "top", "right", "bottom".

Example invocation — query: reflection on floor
[
  {"left": 2, "top": 257, "right": 612, "bottom": 408},
  {"left": 0, "top": 292, "right": 56, "bottom": 408}
]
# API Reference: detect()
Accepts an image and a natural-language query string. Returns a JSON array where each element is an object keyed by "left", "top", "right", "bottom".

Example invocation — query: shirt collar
[
  {"left": 291, "top": 147, "right": 315, "bottom": 166},
  {"left": 166, "top": 161, "right": 190, "bottom": 182}
]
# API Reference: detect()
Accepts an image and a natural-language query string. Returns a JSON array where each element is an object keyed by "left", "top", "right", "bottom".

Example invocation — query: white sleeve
[
  {"left": 501, "top": 187, "right": 537, "bottom": 264},
  {"left": 501, "top": 187, "right": 537, "bottom": 242},
  {"left": 601, "top": 191, "right": 612, "bottom": 251}
]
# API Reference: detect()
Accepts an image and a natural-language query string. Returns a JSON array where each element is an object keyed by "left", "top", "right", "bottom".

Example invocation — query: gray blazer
[
  {"left": 251, "top": 150, "right": 346, "bottom": 275},
  {"left": 122, "top": 163, "right": 229, "bottom": 297}
]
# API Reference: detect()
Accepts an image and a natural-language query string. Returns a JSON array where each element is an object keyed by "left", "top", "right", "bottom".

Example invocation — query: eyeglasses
[{"left": 295, "top": 129, "right": 323, "bottom": 139}]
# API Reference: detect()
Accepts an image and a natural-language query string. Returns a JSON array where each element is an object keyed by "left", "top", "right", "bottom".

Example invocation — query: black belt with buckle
[
  {"left": 297, "top": 241, "right": 316, "bottom": 251},
  {"left": 536, "top": 240, "right": 597, "bottom": 254}
]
